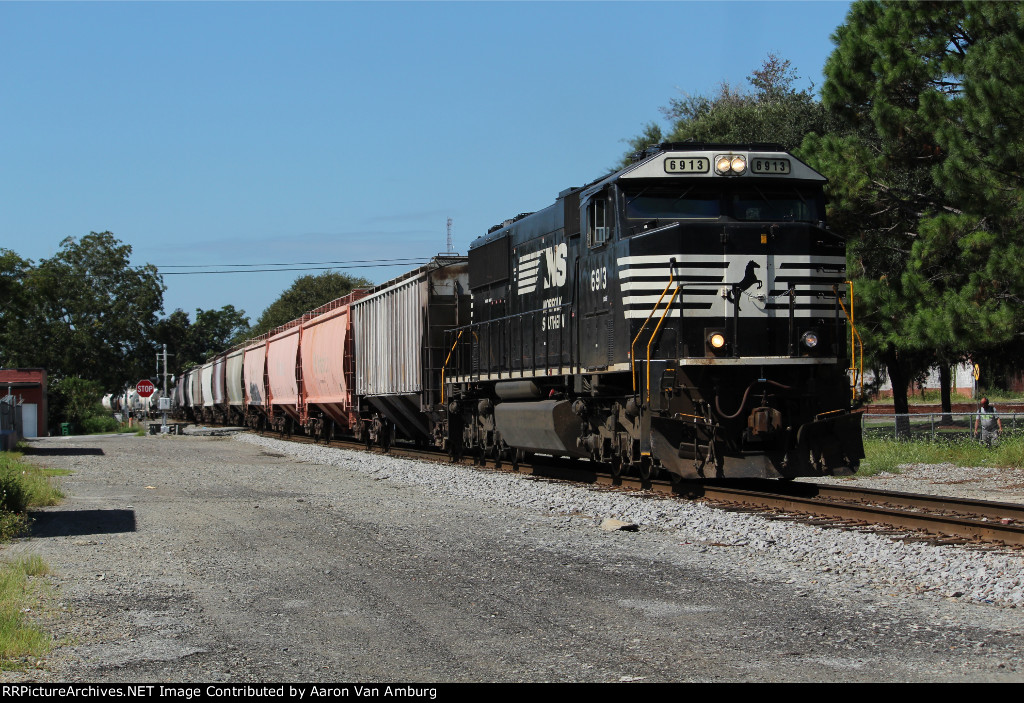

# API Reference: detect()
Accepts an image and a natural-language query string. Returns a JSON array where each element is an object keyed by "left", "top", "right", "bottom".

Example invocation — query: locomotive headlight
[
  {"left": 715, "top": 155, "right": 747, "bottom": 175},
  {"left": 709, "top": 332, "right": 726, "bottom": 349},
  {"left": 801, "top": 331, "right": 819, "bottom": 349}
]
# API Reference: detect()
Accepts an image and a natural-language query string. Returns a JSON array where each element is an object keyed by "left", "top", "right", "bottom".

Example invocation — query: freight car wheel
[
  {"left": 609, "top": 456, "right": 622, "bottom": 480},
  {"left": 637, "top": 457, "right": 656, "bottom": 482}
]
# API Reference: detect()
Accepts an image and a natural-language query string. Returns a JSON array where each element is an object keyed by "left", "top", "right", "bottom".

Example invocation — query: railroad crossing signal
[{"left": 136, "top": 379, "right": 155, "bottom": 398}]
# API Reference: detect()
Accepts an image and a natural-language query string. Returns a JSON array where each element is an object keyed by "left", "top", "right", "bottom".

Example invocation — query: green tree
[
  {"left": 250, "top": 272, "right": 372, "bottom": 337},
  {"left": 0, "top": 250, "right": 33, "bottom": 367},
  {"left": 621, "top": 54, "right": 833, "bottom": 167},
  {"left": 803, "top": 1, "right": 1024, "bottom": 424},
  {"left": 48, "top": 376, "right": 105, "bottom": 431},
  {"left": 6, "top": 233, "right": 165, "bottom": 390},
  {"left": 153, "top": 306, "right": 251, "bottom": 377}
]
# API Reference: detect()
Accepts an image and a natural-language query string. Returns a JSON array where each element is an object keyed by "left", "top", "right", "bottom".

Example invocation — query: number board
[
  {"left": 751, "top": 158, "right": 791, "bottom": 174},
  {"left": 663, "top": 157, "right": 710, "bottom": 174}
]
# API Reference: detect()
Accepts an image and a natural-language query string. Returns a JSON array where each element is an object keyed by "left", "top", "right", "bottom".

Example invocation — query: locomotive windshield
[
  {"left": 624, "top": 182, "right": 821, "bottom": 223},
  {"left": 730, "top": 184, "right": 819, "bottom": 222},
  {"left": 626, "top": 185, "right": 721, "bottom": 219}
]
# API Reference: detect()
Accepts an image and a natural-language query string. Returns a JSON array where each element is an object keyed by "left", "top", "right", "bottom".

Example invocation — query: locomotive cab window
[
  {"left": 587, "top": 197, "right": 614, "bottom": 248},
  {"left": 624, "top": 185, "right": 721, "bottom": 221},
  {"left": 730, "top": 184, "right": 820, "bottom": 222}
]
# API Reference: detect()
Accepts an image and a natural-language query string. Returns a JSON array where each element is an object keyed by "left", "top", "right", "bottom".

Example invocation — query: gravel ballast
[{"left": 2, "top": 430, "right": 1022, "bottom": 682}]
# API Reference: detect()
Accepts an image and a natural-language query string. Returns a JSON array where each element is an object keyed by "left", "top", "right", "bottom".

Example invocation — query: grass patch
[
  {"left": 861, "top": 433, "right": 1024, "bottom": 476},
  {"left": 883, "top": 389, "right": 1024, "bottom": 406},
  {"left": 0, "top": 452, "right": 66, "bottom": 541},
  {"left": 0, "top": 452, "right": 65, "bottom": 513},
  {"left": 0, "top": 554, "right": 52, "bottom": 670}
]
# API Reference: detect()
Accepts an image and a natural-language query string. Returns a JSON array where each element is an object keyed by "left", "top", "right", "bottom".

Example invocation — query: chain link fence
[
  {"left": 862, "top": 411, "right": 1022, "bottom": 442},
  {"left": 0, "top": 395, "right": 21, "bottom": 434}
]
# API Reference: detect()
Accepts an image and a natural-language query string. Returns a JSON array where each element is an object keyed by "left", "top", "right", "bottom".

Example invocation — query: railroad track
[
  {"left": 190, "top": 423, "right": 1024, "bottom": 549},
  {"left": 667, "top": 480, "right": 1024, "bottom": 549}
]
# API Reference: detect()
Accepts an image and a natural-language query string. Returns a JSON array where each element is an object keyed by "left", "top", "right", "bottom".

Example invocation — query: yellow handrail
[
  {"left": 440, "top": 330, "right": 464, "bottom": 405},
  {"left": 630, "top": 269, "right": 675, "bottom": 396},
  {"left": 835, "top": 281, "right": 863, "bottom": 401}
]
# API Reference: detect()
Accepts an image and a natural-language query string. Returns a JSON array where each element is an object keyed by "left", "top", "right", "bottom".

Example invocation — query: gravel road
[{"left": 2, "top": 431, "right": 1023, "bottom": 682}]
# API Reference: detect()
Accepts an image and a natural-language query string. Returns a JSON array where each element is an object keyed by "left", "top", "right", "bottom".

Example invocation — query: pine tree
[{"left": 802, "top": 1, "right": 1024, "bottom": 427}]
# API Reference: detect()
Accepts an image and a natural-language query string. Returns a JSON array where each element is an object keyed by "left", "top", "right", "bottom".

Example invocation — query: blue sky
[{"left": 1, "top": 0, "right": 852, "bottom": 325}]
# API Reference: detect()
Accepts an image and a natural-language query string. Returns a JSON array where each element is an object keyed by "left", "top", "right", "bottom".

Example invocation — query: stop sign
[{"left": 136, "top": 379, "right": 155, "bottom": 398}]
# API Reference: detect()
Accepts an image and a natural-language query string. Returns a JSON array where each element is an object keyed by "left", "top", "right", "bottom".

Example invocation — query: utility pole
[{"left": 156, "top": 344, "right": 172, "bottom": 433}]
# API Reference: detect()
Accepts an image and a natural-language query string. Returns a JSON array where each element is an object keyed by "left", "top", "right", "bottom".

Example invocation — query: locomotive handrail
[
  {"left": 444, "top": 303, "right": 575, "bottom": 383},
  {"left": 630, "top": 259, "right": 676, "bottom": 397},
  {"left": 834, "top": 281, "right": 864, "bottom": 402},
  {"left": 440, "top": 329, "right": 464, "bottom": 405}
]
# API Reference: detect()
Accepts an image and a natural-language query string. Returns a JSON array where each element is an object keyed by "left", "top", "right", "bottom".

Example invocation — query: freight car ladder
[{"left": 424, "top": 294, "right": 466, "bottom": 410}]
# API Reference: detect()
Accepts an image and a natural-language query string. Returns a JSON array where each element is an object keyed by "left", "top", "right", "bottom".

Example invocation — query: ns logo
[{"left": 516, "top": 242, "right": 568, "bottom": 295}]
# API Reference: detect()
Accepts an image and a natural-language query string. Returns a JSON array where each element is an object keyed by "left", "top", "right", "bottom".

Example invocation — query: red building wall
[{"left": 0, "top": 368, "right": 48, "bottom": 437}]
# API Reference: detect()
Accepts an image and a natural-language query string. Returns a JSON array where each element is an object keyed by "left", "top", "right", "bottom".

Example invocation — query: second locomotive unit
[{"left": 442, "top": 143, "right": 863, "bottom": 480}]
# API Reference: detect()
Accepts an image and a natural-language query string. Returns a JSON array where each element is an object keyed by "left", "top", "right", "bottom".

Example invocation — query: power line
[
  {"left": 157, "top": 257, "right": 431, "bottom": 269},
  {"left": 160, "top": 261, "right": 432, "bottom": 276},
  {"left": 155, "top": 255, "right": 432, "bottom": 274}
]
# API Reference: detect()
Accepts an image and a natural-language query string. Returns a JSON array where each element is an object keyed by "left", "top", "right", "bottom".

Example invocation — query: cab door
[{"left": 579, "top": 187, "right": 618, "bottom": 371}]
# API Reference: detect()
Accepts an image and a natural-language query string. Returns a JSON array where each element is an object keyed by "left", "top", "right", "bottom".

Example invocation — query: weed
[
  {"left": 861, "top": 433, "right": 1024, "bottom": 475},
  {"left": 0, "top": 555, "right": 52, "bottom": 670}
]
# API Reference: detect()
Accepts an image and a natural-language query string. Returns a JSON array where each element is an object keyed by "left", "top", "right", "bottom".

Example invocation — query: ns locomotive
[
  {"left": 178, "top": 143, "right": 863, "bottom": 481},
  {"left": 441, "top": 143, "right": 863, "bottom": 480}
]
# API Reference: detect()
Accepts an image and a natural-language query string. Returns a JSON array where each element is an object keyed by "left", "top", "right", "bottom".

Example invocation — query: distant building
[{"left": 0, "top": 368, "right": 48, "bottom": 438}]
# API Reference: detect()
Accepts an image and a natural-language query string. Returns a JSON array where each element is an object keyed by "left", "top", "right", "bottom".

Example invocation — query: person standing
[{"left": 974, "top": 397, "right": 1003, "bottom": 447}]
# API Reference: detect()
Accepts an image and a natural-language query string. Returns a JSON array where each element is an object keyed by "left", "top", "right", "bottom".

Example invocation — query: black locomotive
[{"left": 441, "top": 143, "right": 863, "bottom": 480}]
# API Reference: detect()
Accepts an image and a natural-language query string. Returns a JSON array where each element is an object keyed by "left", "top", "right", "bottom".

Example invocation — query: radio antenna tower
[{"left": 446, "top": 217, "right": 453, "bottom": 254}]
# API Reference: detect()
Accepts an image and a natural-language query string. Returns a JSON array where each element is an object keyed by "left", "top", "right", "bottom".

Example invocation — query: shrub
[{"left": 80, "top": 413, "right": 120, "bottom": 434}]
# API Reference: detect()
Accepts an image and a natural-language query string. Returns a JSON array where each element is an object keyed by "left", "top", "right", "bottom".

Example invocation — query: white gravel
[{"left": 235, "top": 433, "right": 1024, "bottom": 610}]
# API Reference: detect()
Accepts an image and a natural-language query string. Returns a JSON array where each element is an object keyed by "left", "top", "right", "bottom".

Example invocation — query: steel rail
[{"left": 685, "top": 483, "right": 1024, "bottom": 546}]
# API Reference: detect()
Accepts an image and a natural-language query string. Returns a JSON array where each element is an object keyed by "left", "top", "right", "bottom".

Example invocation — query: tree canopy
[
  {"left": 621, "top": 54, "right": 833, "bottom": 167},
  {"left": 1, "top": 232, "right": 165, "bottom": 390},
  {"left": 249, "top": 271, "right": 373, "bottom": 337},
  {"left": 801, "top": 0, "right": 1024, "bottom": 414},
  {"left": 152, "top": 305, "right": 251, "bottom": 379}
]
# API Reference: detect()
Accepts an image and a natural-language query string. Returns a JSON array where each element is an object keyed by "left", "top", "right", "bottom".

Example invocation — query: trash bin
[{"left": 60, "top": 423, "right": 71, "bottom": 436}]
